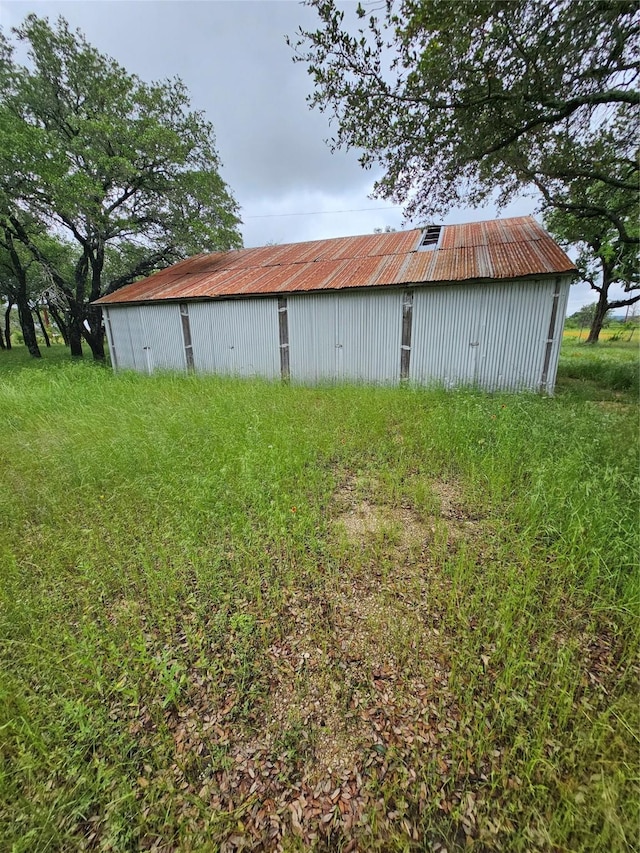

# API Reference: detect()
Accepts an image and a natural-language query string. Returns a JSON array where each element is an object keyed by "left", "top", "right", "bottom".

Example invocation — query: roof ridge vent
[{"left": 418, "top": 225, "right": 442, "bottom": 251}]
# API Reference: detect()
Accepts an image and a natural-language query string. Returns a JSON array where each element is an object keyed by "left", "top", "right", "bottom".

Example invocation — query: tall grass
[
  {"left": 0, "top": 343, "right": 638, "bottom": 851},
  {"left": 557, "top": 334, "right": 639, "bottom": 396}
]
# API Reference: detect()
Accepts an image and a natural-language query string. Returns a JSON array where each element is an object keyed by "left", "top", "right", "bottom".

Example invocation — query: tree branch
[{"left": 104, "top": 247, "right": 179, "bottom": 295}]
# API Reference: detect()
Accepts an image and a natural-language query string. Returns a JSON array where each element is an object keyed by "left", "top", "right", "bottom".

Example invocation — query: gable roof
[{"left": 95, "top": 216, "right": 575, "bottom": 306}]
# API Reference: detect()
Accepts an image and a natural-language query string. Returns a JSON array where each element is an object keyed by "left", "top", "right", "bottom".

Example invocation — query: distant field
[
  {"left": 0, "top": 340, "right": 638, "bottom": 852},
  {"left": 562, "top": 327, "right": 637, "bottom": 343}
]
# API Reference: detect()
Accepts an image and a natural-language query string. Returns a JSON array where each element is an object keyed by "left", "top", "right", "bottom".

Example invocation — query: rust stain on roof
[{"left": 95, "top": 216, "right": 575, "bottom": 305}]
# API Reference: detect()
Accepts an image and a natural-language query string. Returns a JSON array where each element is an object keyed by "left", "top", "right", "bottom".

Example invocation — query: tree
[
  {"left": 290, "top": 1, "right": 639, "bottom": 244},
  {"left": 545, "top": 185, "right": 639, "bottom": 342},
  {"left": 0, "top": 15, "right": 242, "bottom": 360},
  {"left": 0, "top": 227, "right": 44, "bottom": 357},
  {"left": 0, "top": 224, "right": 79, "bottom": 352},
  {"left": 565, "top": 302, "right": 610, "bottom": 332}
]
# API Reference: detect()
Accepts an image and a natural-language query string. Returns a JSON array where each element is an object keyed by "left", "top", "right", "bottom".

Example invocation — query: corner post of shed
[
  {"left": 539, "top": 277, "right": 562, "bottom": 394},
  {"left": 103, "top": 307, "right": 118, "bottom": 371}
]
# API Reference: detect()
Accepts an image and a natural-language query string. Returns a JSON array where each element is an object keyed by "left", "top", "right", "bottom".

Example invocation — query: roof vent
[{"left": 418, "top": 225, "right": 442, "bottom": 251}]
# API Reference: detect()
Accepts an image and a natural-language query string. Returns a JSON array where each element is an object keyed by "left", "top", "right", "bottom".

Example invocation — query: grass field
[
  {"left": 0, "top": 337, "right": 638, "bottom": 852},
  {"left": 557, "top": 332, "right": 639, "bottom": 399}
]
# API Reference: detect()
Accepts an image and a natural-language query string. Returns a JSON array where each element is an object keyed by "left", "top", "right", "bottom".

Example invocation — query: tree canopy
[
  {"left": 545, "top": 179, "right": 638, "bottom": 342},
  {"left": 0, "top": 15, "right": 242, "bottom": 358},
  {"left": 290, "top": 0, "right": 639, "bottom": 245}
]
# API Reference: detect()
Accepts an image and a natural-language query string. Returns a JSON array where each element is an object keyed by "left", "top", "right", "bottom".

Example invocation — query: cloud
[{"left": 1, "top": 0, "right": 605, "bottom": 314}]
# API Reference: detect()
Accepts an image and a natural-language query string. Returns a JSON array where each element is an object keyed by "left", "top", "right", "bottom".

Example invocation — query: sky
[{"left": 0, "top": 0, "right": 608, "bottom": 315}]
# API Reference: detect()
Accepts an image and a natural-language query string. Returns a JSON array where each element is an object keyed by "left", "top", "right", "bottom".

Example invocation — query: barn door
[
  {"left": 467, "top": 291, "right": 488, "bottom": 385},
  {"left": 126, "top": 307, "right": 148, "bottom": 373}
]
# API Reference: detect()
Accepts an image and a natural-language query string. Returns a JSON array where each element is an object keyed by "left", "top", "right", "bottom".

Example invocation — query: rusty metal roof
[{"left": 95, "top": 216, "right": 575, "bottom": 305}]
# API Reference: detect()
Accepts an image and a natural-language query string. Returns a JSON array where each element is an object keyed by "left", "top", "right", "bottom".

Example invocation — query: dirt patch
[
  {"left": 429, "top": 479, "right": 467, "bottom": 519},
  {"left": 265, "top": 640, "right": 363, "bottom": 779},
  {"left": 336, "top": 499, "right": 427, "bottom": 546},
  {"left": 241, "top": 472, "right": 469, "bottom": 787},
  {"left": 334, "top": 473, "right": 482, "bottom": 550},
  {"left": 242, "top": 472, "right": 470, "bottom": 785}
]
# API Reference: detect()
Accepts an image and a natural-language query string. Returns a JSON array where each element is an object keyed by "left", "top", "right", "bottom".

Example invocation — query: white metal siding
[
  {"left": 188, "top": 298, "right": 280, "bottom": 379},
  {"left": 136, "top": 304, "right": 185, "bottom": 372},
  {"left": 411, "top": 286, "right": 480, "bottom": 388},
  {"left": 288, "top": 290, "right": 403, "bottom": 383},
  {"left": 101, "top": 276, "right": 570, "bottom": 392},
  {"left": 411, "top": 279, "right": 567, "bottom": 391},
  {"left": 474, "top": 280, "right": 551, "bottom": 391},
  {"left": 106, "top": 304, "right": 184, "bottom": 373},
  {"left": 337, "top": 290, "right": 404, "bottom": 383},
  {"left": 102, "top": 307, "right": 117, "bottom": 369},
  {"left": 109, "top": 303, "right": 186, "bottom": 373},
  {"left": 287, "top": 294, "right": 338, "bottom": 382},
  {"left": 107, "top": 306, "right": 140, "bottom": 371}
]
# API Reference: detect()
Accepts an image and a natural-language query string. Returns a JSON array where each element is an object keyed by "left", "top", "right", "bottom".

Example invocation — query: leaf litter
[{"left": 100, "top": 472, "right": 634, "bottom": 852}]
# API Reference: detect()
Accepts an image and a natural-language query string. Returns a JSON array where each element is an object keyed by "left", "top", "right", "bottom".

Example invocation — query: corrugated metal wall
[
  {"left": 188, "top": 298, "right": 280, "bottom": 379},
  {"left": 287, "top": 290, "right": 403, "bottom": 383},
  {"left": 339, "top": 290, "right": 405, "bottom": 383},
  {"left": 104, "top": 304, "right": 185, "bottom": 373},
  {"left": 286, "top": 294, "right": 337, "bottom": 382},
  {"left": 139, "top": 304, "right": 187, "bottom": 372},
  {"left": 105, "top": 306, "right": 144, "bottom": 372},
  {"left": 103, "top": 277, "right": 570, "bottom": 392},
  {"left": 411, "top": 278, "right": 568, "bottom": 391}
]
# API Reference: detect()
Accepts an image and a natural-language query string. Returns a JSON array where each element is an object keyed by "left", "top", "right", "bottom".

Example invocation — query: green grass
[
  {"left": 0, "top": 341, "right": 638, "bottom": 851},
  {"left": 0, "top": 342, "right": 78, "bottom": 372},
  {"left": 556, "top": 333, "right": 639, "bottom": 399}
]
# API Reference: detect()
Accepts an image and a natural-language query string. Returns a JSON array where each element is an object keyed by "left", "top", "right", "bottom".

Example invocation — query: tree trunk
[
  {"left": 83, "top": 326, "right": 106, "bottom": 361},
  {"left": 16, "top": 294, "right": 41, "bottom": 358},
  {"left": 67, "top": 252, "right": 90, "bottom": 358},
  {"left": 585, "top": 256, "right": 618, "bottom": 345},
  {"left": 0, "top": 324, "right": 4, "bottom": 349},
  {"left": 2, "top": 228, "right": 41, "bottom": 356},
  {"left": 83, "top": 302, "right": 105, "bottom": 361},
  {"left": 586, "top": 284, "right": 611, "bottom": 344},
  {"left": 68, "top": 313, "right": 84, "bottom": 357},
  {"left": 4, "top": 304, "right": 11, "bottom": 350},
  {"left": 67, "top": 295, "right": 84, "bottom": 357},
  {"left": 34, "top": 304, "right": 51, "bottom": 347},
  {"left": 47, "top": 301, "right": 69, "bottom": 345},
  {"left": 86, "top": 247, "right": 106, "bottom": 361}
]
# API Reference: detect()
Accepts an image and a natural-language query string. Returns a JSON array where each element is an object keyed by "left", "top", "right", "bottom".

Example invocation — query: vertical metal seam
[
  {"left": 540, "top": 277, "right": 561, "bottom": 392},
  {"left": 278, "top": 297, "right": 290, "bottom": 381},
  {"left": 400, "top": 289, "right": 414, "bottom": 380},
  {"left": 180, "top": 303, "right": 195, "bottom": 371}
]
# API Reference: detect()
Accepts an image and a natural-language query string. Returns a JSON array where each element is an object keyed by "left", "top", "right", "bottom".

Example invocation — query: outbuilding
[{"left": 95, "top": 216, "right": 575, "bottom": 393}]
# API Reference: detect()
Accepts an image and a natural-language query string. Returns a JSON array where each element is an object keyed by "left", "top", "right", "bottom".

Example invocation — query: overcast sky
[{"left": 0, "top": 0, "right": 605, "bottom": 314}]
